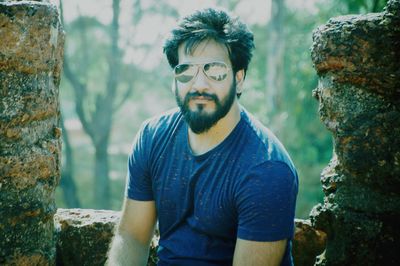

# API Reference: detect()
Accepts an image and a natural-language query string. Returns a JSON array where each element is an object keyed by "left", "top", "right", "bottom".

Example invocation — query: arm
[
  {"left": 106, "top": 198, "right": 157, "bottom": 266},
  {"left": 234, "top": 161, "right": 298, "bottom": 266},
  {"left": 233, "top": 238, "right": 287, "bottom": 266}
]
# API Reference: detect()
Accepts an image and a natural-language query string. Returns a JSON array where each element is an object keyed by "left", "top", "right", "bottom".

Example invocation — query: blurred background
[{"left": 55, "top": 0, "right": 388, "bottom": 219}]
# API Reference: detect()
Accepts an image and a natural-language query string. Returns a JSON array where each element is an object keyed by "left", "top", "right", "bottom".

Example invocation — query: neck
[{"left": 188, "top": 101, "right": 241, "bottom": 156}]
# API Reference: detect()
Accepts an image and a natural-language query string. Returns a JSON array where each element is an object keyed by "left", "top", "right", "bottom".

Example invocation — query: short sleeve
[
  {"left": 235, "top": 161, "right": 298, "bottom": 241},
  {"left": 125, "top": 122, "right": 154, "bottom": 201}
]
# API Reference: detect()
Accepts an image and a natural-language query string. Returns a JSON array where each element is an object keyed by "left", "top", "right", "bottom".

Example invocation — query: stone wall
[
  {"left": 54, "top": 209, "right": 326, "bottom": 266},
  {"left": 310, "top": 0, "right": 400, "bottom": 265},
  {"left": 54, "top": 209, "right": 160, "bottom": 266},
  {"left": 0, "top": 1, "right": 64, "bottom": 265}
]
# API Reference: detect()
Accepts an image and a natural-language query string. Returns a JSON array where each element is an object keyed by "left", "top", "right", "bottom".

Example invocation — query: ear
[{"left": 235, "top": 69, "right": 245, "bottom": 94}]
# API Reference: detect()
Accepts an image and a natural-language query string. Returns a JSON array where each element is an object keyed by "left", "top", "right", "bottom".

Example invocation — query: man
[{"left": 107, "top": 8, "right": 298, "bottom": 266}]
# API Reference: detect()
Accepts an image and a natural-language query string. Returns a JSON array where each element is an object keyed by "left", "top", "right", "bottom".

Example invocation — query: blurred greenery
[{"left": 55, "top": 0, "right": 388, "bottom": 219}]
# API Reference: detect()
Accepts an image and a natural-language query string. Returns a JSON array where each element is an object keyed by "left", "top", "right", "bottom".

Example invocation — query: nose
[{"left": 191, "top": 68, "right": 210, "bottom": 92}]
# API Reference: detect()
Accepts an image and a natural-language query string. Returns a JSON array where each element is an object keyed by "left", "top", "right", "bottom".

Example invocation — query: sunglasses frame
[{"left": 173, "top": 61, "right": 231, "bottom": 83}]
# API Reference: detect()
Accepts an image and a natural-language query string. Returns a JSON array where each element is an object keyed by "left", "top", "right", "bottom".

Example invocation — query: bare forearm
[
  {"left": 106, "top": 230, "right": 150, "bottom": 266},
  {"left": 233, "top": 239, "right": 287, "bottom": 266}
]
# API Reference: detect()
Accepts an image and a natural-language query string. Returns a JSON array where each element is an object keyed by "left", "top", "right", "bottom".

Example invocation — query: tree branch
[
  {"left": 113, "top": 82, "right": 134, "bottom": 113},
  {"left": 60, "top": 0, "right": 98, "bottom": 139},
  {"left": 105, "top": 0, "right": 121, "bottom": 101}
]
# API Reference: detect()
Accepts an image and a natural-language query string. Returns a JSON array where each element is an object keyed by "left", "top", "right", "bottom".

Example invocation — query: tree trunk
[
  {"left": 61, "top": 0, "right": 121, "bottom": 210},
  {"left": 60, "top": 116, "right": 81, "bottom": 208},
  {"left": 91, "top": 0, "right": 120, "bottom": 209},
  {"left": 94, "top": 138, "right": 111, "bottom": 209},
  {"left": 266, "top": 0, "right": 285, "bottom": 115}
]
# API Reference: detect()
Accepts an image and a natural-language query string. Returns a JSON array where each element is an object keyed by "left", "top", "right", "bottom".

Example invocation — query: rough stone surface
[
  {"left": 0, "top": 1, "right": 64, "bottom": 265},
  {"left": 310, "top": 0, "right": 400, "bottom": 265},
  {"left": 54, "top": 209, "right": 324, "bottom": 266},
  {"left": 54, "top": 209, "right": 159, "bottom": 266},
  {"left": 293, "top": 219, "right": 327, "bottom": 266}
]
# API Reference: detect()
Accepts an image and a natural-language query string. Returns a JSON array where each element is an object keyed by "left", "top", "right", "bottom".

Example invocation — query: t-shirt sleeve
[
  {"left": 125, "top": 121, "right": 154, "bottom": 201},
  {"left": 235, "top": 161, "right": 298, "bottom": 241}
]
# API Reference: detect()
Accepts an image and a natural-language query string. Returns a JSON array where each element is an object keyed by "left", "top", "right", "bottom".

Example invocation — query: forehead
[{"left": 177, "top": 39, "right": 230, "bottom": 64}]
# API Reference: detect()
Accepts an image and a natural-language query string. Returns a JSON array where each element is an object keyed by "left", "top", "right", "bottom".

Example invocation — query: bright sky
[{"left": 62, "top": 0, "right": 271, "bottom": 24}]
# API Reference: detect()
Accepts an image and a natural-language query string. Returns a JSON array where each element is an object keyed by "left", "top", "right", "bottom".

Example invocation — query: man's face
[{"left": 174, "top": 40, "right": 237, "bottom": 134}]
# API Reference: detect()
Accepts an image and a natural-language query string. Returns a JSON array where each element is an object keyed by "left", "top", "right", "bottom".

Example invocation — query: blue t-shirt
[{"left": 126, "top": 107, "right": 298, "bottom": 266}]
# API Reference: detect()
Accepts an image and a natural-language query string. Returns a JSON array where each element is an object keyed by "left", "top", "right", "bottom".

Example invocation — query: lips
[
  {"left": 183, "top": 92, "right": 217, "bottom": 107},
  {"left": 192, "top": 96, "right": 213, "bottom": 101},
  {"left": 188, "top": 92, "right": 216, "bottom": 101}
]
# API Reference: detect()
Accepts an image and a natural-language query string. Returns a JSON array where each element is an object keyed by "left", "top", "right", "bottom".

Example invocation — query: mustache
[{"left": 185, "top": 92, "right": 218, "bottom": 102}]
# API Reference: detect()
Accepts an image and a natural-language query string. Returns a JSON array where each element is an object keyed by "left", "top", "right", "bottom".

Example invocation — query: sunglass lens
[
  {"left": 204, "top": 62, "right": 228, "bottom": 81},
  {"left": 174, "top": 64, "right": 196, "bottom": 83}
]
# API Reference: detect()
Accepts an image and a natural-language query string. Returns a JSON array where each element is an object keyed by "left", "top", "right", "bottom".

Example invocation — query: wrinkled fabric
[{"left": 126, "top": 107, "right": 298, "bottom": 266}]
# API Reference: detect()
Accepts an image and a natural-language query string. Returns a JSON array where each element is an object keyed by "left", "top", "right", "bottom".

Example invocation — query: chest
[{"left": 152, "top": 148, "right": 241, "bottom": 238}]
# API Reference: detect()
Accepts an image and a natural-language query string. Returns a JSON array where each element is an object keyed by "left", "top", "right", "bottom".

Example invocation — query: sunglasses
[{"left": 173, "top": 61, "right": 230, "bottom": 83}]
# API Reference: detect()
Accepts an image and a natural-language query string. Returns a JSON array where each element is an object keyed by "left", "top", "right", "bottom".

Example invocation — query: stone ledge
[{"left": 55, "top": 208, "right": 326, "bottom": 266}]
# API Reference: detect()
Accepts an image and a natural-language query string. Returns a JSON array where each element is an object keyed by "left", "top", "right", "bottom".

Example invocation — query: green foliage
[
  {"left": 57, "top": 0, "right": 387, "bottom": 218},
  {"left": 316, "top": 0, "right": 388, "bottom": 16}
]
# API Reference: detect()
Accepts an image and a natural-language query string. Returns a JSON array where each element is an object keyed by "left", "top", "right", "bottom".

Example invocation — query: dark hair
[{"left": 163, "top": 8, "right": 255, "bottom": 76}]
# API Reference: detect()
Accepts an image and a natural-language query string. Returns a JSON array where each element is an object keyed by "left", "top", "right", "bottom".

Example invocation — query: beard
[{"left": 175, "top": 79, "right": 237, "bottom": 134}]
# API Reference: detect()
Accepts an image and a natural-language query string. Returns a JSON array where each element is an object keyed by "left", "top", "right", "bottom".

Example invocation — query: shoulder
[
  {"left": 240, "top": 108, "right": 284, "bottom": 155},
  {"left": 130, "top": 108, "right": 183, "bottom": 154},
  {"left": 239, "top": 107, "right": 297, "bottom": 176},
  {"left": 236, "top": 160, "right": 298, "bottom": 193},
  {"left": 142, "top": 107, "right": 182, "bottom": 132},
  {"left": 247, "top": 160, "right": 298, "bottom": 191},
  {"left": 136, "top": 108, "right": 183, "bottom": 140}
]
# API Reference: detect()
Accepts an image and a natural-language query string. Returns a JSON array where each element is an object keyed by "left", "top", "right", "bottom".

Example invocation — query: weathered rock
[
  {"left": 310, "top": 0, "right": 400, "bottom": 265},
  {"left": 54, "top": 209, "right": 159, "bottom": 266},
  {"left": 54, "top": 209, "right": 119, "bottom": 266},
  {"left": 311, "top": 2, "right": 400, "bottom": 100},
  {"left": 54, "top": 209, "right": 324, "bottom": 266},
  {"left": 0, "top": 1, "right": 64, "bottom": 265},
  {"left": 293, "top": 219, "right": 327, "bottom": 266}
]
